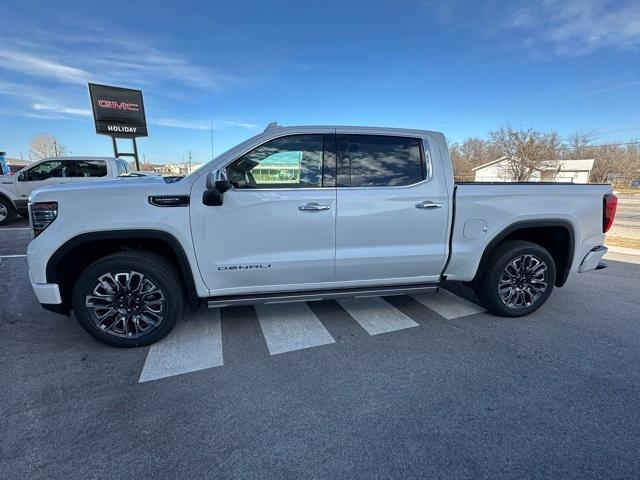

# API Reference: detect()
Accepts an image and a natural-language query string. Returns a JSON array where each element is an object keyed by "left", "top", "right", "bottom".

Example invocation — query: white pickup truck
[
  {"left": 0, "top": 156, "right": 133, "bottom": 225},
  {"left": 26, "top": 125, "right": 617, "bottom": 347}
]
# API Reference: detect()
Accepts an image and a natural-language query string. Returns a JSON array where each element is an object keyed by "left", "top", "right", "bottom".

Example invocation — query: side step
[{"left": 207, "top": 283, "right": 439, "bottom": 308}]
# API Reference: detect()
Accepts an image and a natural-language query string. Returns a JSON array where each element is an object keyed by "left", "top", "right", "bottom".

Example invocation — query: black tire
[
  {"left": 0, "top": 197, "right": 17, "bottom": 226},
  {"left": 72, "top": 251, "right": 184, "bottom": 347},
  {"left": 477, "top": 240, "right": 556, "bottom": 317}
]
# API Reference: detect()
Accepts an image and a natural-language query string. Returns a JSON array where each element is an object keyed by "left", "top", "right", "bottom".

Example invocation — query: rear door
[{"left": 335, "top": 132, "right": 449, "bottom": 284}]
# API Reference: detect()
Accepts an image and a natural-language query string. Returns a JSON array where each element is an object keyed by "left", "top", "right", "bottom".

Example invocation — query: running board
[{"left": 207, "top": 283, "right": 439, "bottom": 308}]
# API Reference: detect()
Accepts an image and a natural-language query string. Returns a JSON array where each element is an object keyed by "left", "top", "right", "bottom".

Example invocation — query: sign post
[{"left": 88, "top": 83, "right": 148, "bottom": 170}]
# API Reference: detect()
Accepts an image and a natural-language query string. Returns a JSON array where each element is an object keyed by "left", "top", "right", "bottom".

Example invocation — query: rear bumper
[{"left": 578, "top": 246, "right": 608, "bottom": 273}]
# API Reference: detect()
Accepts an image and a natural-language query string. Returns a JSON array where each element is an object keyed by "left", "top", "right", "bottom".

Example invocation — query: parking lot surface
[{"left": 1, "top": 225, "right": 640, "bottom": 479}]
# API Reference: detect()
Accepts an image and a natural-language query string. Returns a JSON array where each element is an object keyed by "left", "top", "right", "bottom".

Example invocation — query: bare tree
[
  {"left": 29, "top": 134, "right": 66, "bottom": 160},
  {"left": 566, "top": 131, "right": 595, "bottom": 157},
  {"left": 489, "top": 126, "right": 561, "bottom": 181},
  {"left": 449, "top": 137, "right": 499, "bottom": 181}
]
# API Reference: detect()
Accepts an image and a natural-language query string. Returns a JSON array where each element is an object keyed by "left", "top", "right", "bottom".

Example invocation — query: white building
[
  {"left": 473, "top": 157, "right": 595, "bottom": 183},
  {"left": 150, "top": 162, "right": 203, "bottom": 176}
]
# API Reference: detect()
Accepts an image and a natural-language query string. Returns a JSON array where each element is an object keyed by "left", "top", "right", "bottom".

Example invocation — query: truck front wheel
[
  {"left": 72, "top": 251, "right": 184, "bottom": 347},
  {"left": 0, "top": 197, "right": 17, "bottom": 226},
  {"left": 477, "top": 240, "right": 556, "bottom": 317}
]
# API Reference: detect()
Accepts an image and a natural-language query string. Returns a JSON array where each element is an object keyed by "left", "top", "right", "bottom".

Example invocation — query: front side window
[
  {"left": 71, "top": 160, "right": 108, "bottom": 178},
  {"left": 227, "top": 135, "right": 323, "bottom": 189},
  {"left": 23, "top": 160, "right": 68, "bottom": 181},
  {"left": 338, "top": 135, "right": 425, "bottom": 187}
]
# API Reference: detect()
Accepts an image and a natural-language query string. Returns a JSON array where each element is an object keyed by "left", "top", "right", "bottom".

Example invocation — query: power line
[{"left": 583, "top": 141, "right": 640, "bottom": 148}]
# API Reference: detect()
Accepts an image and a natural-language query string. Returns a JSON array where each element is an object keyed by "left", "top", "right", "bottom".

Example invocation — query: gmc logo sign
[{"left": 97, "top": 99, "right": 140, "bottom": 111}]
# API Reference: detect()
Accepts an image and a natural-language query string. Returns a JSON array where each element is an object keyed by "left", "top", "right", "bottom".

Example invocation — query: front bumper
[
  {"left": 578, "top": 246, "right": 608, "bottom": 273},
  {"left": 31, "top": 281, "right": 62, "bottom": 304}
]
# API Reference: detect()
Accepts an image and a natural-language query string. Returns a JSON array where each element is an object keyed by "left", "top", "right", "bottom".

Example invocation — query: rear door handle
[
  {"left": 415, "top": 201, "right": 443, "bottom": 209},
  {"left": 299, "top": 202, "right": 330, "bottom": 212}
]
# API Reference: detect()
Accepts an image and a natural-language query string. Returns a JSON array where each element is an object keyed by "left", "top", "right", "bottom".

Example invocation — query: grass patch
[{"left": 605, "top": 236, "right": 640, "bottom": 250}]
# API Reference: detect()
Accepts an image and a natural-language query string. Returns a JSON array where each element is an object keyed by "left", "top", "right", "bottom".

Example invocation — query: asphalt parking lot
[{"left": 1, "top": 223, "right": 640, "bottom": 479}]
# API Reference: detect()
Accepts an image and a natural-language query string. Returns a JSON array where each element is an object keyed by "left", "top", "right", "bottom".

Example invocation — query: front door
[
  {"left": 15, "top": 160, "right": 70, "bottom": 201},
  {"left": 335, "top": 132, "right": 450, "bottom": 284},
  {"left": 191, "top": 132, "right": 338, "bottom": 296}
]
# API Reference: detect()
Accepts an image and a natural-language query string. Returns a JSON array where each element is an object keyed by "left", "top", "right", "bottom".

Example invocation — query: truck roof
[
  {"left": 39, "top": 156, "right": 119, "bottom": 162},
  {"left": 263, "top": 123, "right": 442, "bottom": 137}
]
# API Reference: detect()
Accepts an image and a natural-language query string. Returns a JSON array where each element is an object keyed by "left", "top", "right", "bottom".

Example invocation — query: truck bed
[{"left": 444, "top": 182, "right": 612, "bottom": 282}]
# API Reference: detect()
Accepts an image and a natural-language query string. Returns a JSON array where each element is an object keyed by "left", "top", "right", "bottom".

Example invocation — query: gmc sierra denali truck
[
  {"left": 26, "top": 125, "right": 617, "bottom": 347},
  {"left": 0, "top": 156, "right": 134, "bottom": 226}
]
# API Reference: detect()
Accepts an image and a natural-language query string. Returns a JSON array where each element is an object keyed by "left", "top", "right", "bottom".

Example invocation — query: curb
[{"left": 606, "top": 245, "right": 640, "bottom": 257}]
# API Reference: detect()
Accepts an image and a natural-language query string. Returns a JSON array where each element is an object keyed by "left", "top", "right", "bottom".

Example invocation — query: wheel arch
[
  {"left": 46, "top": 230, "right": 201, "bottom": 314},
  {"left": 475, "top": 220, "right": 575, "bottom": 287}
]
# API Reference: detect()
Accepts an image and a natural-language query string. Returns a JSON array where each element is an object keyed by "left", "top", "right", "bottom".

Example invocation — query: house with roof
[{"left": 472, "top": 157, "right": 595, "bottom": 183}]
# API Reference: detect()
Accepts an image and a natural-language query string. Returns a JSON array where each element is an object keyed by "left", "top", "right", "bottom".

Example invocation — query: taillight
[
  {"left": 603, "top": 193, "right": 617, "bottom": 233},
  {"left": 30, "top": 202, "right": 58, "bottom": 237}
]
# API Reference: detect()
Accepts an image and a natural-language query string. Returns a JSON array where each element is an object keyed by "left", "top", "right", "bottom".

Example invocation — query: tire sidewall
[
  {"left": 72, "top": 255, "right": 182, "bottom": 347},
  {"left": 0, "top": 197, "right": 16, "bottom": 226},
  {"left": 483, "top": 243, "right": 556, "bottom": 317}
]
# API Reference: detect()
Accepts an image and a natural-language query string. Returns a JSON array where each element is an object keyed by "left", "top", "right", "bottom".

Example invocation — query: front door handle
[
  {"left": 415, "top": 201, "right": 443, "bottom": 209},
  {"left": 299, "top": 202, "right": 330, "bottom": 212}
]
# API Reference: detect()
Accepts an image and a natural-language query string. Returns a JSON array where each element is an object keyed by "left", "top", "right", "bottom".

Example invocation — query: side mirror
[
  {"left": 206, "top": 168, "right": 231, "bottom": 192},
  {"left": 17, "top": 172, "right": 25, "bottom": 181},
  {"left": 203, "top": 168, "right": 230, "bottom": 206}
]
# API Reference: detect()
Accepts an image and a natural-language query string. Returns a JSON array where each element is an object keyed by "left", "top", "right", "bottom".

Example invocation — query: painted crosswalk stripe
[
  {"left": 256, "top": 303, "right": 335, "bottom": 355},
  {"left": 338, "top": 297, "right": 419, "bottom": 335},
  {"left": 139, "top": 309, "right": 223, "bottom": 383},
  {"left": 411, "top": 289, "right": 484, "bottom": 319}
]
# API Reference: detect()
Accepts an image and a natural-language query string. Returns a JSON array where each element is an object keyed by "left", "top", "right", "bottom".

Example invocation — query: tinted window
[
  {"left": 23, "top": 160, "right": 69, "bottom": 181},
  {"left": 116, "top": 159, "right": 129, "bottom": 176},
  {"left": 228, "top": 135, "right": 323, "bottom": 188},
  {"left": 72, "top": 160, "right": 107, "bottom": 178},
  {"left": 338, "top": 135, "right": 425, "bottom": 187}
]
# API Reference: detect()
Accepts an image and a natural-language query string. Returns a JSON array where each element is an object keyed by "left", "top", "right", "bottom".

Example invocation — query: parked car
[
  {"left": 26, "top": 125, "right": 617, "bottom": 347},
  {"left": 0, "top": 156, "right": 133, "bottom": 225}
]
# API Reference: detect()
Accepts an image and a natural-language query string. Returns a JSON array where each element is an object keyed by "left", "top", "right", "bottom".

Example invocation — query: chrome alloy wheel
[
  {"left": 0, "top": 203, "right": 7, "bottom": 222},
  {"left": 498, "top": 254, "right": 549, "bottom": 309},
  {"left": 85, "top": 271, "right": 166, "bottom": 338}
]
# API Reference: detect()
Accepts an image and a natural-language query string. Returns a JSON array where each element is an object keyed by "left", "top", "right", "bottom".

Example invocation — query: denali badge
[{"left": 218, "top": 264, "right": 272, "bottom": 271}]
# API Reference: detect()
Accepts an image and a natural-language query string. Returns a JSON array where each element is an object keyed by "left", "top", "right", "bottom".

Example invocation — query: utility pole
[
  {"left": 54, "top": 141, "right": 59, "bottom": 157},
  {"left": 188, "top": 150, "right": 192, "bottom": 174}
]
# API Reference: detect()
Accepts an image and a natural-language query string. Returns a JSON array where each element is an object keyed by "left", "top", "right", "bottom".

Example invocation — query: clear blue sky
[{"left": 1, "top": 0, "right": 639, "bottom": 164}]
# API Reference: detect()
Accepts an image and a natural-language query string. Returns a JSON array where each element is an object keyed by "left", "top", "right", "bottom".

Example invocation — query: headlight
[{"left": 30, "top": 202, "right": 58, "bottom": 237}]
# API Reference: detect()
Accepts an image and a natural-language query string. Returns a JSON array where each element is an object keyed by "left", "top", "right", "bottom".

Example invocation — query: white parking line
[
  {"left": 0, "top": 254, "right": 27, "bottom": 258},
  {"left": 0, "top": 227, "right": 31, "bottom": 231},
  {"left": 338, "top": 297, "right": 419, "bottom": 335},
  {"left": 139, "top": 309, "right": 223, "bottom": 383},
  {"left": 256, "top": 303, "right": 335, "bottom": 355},
  {"left": 411, "top": 289, "right": 484, "bottom": 319}
]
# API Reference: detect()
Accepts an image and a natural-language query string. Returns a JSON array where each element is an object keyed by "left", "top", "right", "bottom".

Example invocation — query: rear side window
[
  {"left": 338, "top": 135, "right": 425, "bottom": 187},
  {"left": 72, "top": 160, "right": 108, "bottom": 178},
  {"left": 116, "top": 159, "right": 129, "bottom": 176}
]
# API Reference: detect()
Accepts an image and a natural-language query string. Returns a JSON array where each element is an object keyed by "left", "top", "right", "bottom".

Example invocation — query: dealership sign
[{"left": 88, "top": 83, "right": 148, "bottom": 137}]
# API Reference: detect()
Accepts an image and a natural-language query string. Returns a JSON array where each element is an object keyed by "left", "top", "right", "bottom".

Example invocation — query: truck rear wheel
[
  {"left": 478, "top": 240, "right": 556, "bottom": 317},
  {"left": 72, "top": 251, "right": 184, "bottom": 347},
  {"left": 0, "top": 197, "right": 17, "bottom": 226}
]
